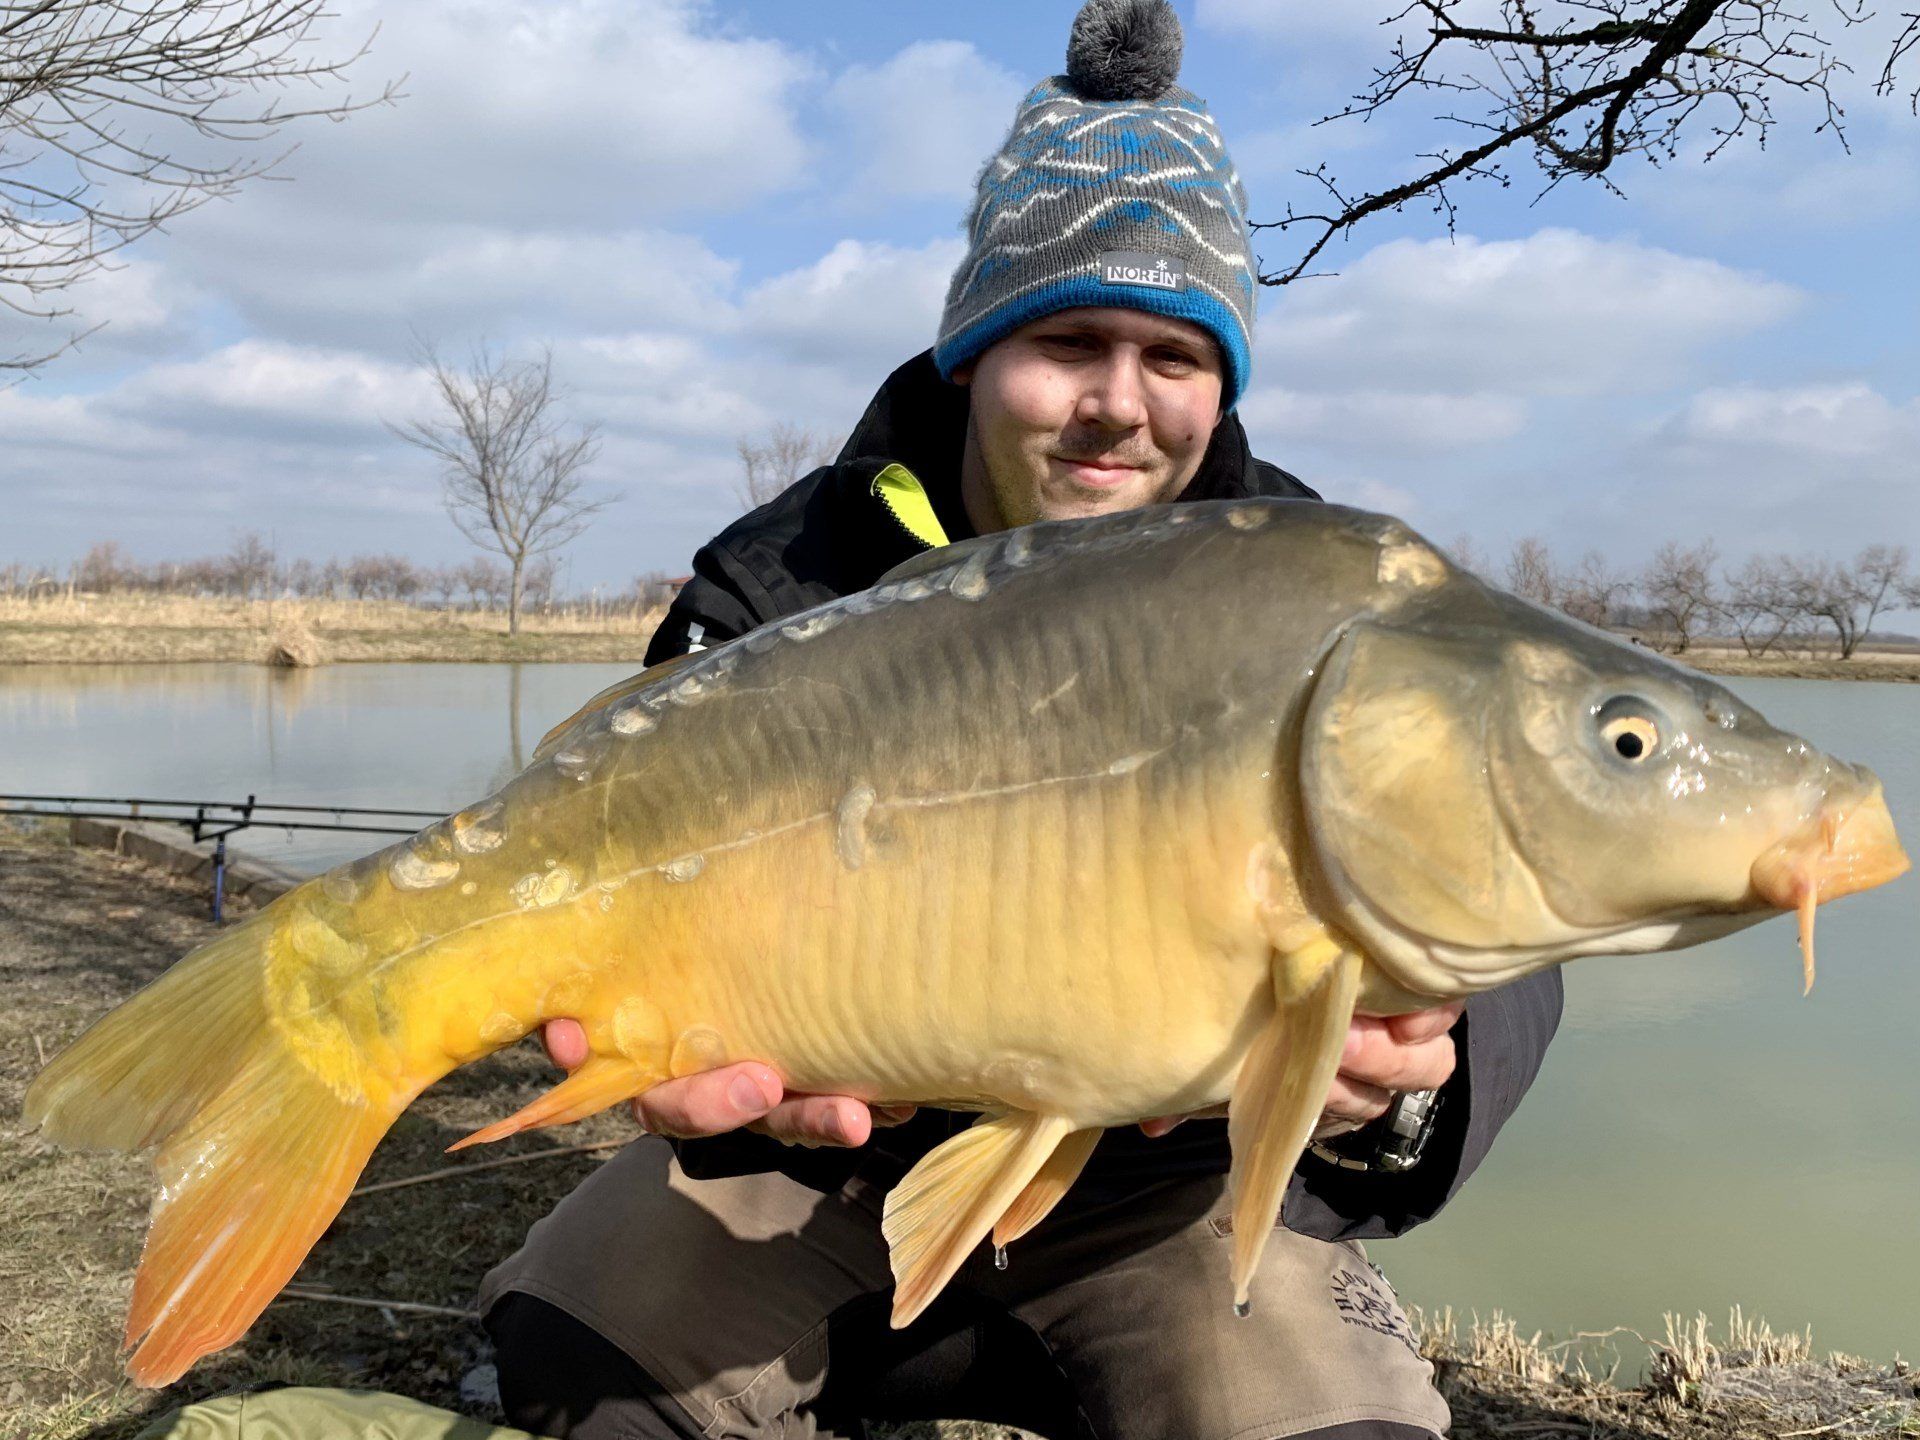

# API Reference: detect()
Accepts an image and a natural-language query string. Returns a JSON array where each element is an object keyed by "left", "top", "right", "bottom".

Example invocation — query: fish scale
[{"left": 22, "top": 500, "right": 1908, "bottom": 1385}]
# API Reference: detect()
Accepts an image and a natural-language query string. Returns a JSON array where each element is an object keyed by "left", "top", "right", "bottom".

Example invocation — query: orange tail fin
[{"left": 24, "top": 906, "right": 407, "bottom": 1387}]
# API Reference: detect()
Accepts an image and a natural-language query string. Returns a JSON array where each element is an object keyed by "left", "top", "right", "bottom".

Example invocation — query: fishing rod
[{"left": 0, "top": 793, "right": 447, "bottom": 921}]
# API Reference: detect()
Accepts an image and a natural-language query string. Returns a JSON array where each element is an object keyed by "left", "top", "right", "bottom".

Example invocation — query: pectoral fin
[
  {"left": 1227, "top": 944, "right": 1363, "bottom": 1311},
  {"left": 992, "top": 1126, "right": 1102, "bottom": 1248},
  {"left": 449, "top": 1057, "right": 656, "bottom": 1151},
  {"left": 884, "top": 1111, "right": 1074, "bottom": 1327}
]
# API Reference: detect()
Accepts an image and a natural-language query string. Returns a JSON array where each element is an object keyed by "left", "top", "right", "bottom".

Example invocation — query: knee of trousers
[{"left": 486, "top": 1291, "right": 706, "bottom": 1440}]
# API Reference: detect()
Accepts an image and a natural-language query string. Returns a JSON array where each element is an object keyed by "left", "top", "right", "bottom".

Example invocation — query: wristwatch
[{"left": 1308, "top": 1088, "right": 1441, "bottom": 1173}]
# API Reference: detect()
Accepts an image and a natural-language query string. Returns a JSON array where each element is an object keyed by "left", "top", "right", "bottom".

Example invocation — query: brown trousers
[{"left": 480, "top": 1138, "right": 1450, "bottom": 1440}]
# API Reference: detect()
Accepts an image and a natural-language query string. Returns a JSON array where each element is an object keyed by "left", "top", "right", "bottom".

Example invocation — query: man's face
[{"left": 955, "top": 307, "right": 1226, "bottom": 532}]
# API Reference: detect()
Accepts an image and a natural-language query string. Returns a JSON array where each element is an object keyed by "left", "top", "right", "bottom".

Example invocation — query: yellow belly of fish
[{"left": 350, "top": 762, "right": 1285, "bottom": 1133}]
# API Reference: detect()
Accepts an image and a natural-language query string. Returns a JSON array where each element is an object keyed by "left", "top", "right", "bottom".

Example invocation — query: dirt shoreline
[{"left": 2, "top": 823, "right": 1912, "bottom": 1440}]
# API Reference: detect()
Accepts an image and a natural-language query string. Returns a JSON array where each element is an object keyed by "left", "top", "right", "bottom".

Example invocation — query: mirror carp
[{"left": 24, "top": 500, "right": 1909, "bottom": 1385}]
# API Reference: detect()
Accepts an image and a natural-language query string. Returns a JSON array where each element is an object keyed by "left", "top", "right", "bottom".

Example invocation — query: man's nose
[{"left": 1075, "top": 351, "right": 1147, "bottom": 429}]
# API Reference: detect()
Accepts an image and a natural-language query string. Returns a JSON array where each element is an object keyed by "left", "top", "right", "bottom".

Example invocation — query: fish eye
[{"left": 1595, "top": 700, "right": 1660, "bottom": 763}]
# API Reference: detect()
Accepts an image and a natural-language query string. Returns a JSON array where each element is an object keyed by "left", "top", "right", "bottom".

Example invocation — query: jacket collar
[{"left": 835, "top": 350, "right": 1271, "bottom": 543}]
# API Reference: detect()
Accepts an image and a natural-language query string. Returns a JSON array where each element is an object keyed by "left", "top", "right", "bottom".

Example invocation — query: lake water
[{"left": 2, "top": 663, "right": 1915, "bottom": 1366}]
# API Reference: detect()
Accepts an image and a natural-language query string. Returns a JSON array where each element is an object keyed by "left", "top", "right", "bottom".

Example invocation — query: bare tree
[
  {"left": 634, "top": 570, "right": 680, "bottom": 609},
  {"left": 736, "top": 423, "right": 840, "bottom": 512},
  {"left": 1255, "top": 2, "right": 1914, "bottom": 286},
  {"left": 1901, "top": 570, "right": 1920, "bottom": 614},
  {"left": 1724, "top": 553, "right": 1808, "bottom": 656},
  {"left": 1793, "top": 544, "right": 1914, "bottom": 658},
  {"left": 392, "top": 345, "right": 607, "bottom": 636},
  {"left": 1559, "top": 549, "right": 1633, "bottom": 629},
  {"left": 456, "top": 557, "right": 507, "bottom": 611},
  {"left": 1, "top": 1, "right": 397, "bottom": 372},
  {"left": 1641, "top": 540, "right": 1720, "bottom": 652},
  {"left": 1443, "top": 533, "right": 1490, "bottom": 577},
  {"left": 224, "top": 531, "right": 275, "bottom": 599},
  {"left": 1504, "top": 535, "right": 1560, "bottom": 607},
  {"left": 73, "top": 539, "right": 133, "bottom": 592}
]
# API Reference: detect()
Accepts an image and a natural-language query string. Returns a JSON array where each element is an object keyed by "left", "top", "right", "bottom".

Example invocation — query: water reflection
[{"left": 0, "top": 661, "right": 641, "bottom": 870}]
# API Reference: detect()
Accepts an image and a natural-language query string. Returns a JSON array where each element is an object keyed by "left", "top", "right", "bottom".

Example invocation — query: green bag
[{"left": 134, "top": 1387, "right": 547, "bottom": 1440}]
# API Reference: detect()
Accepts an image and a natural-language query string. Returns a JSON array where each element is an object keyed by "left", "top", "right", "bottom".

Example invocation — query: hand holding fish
[
  {"left": 541, "top": 1018, "right": 914, "bottom": 1147},
  {"left": 545, "top": 999, "right": 1462, "bottom": 1146},
  {"left": 1139, "top": 1000, "right": 1466, "bottom": 1138}
]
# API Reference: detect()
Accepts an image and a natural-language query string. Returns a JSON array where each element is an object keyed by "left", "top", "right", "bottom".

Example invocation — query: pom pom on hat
[{"left": 1065, "top": 0, "right": 1184, "bottom": 101}]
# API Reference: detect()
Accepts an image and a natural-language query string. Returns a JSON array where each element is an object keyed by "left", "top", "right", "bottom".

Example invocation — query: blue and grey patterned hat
[{"left": 932, "top": 0, "right": 1257, "bottom": 408}]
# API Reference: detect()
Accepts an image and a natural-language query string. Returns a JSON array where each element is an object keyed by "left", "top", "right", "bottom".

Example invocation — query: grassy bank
[
  {"left": 3, "top": 593, "right": 1918, "bottom": 679},
  {"left": 2, "top": 824, "right": 1914, "bottom": 1440},
  {"left": 0, "top": 595, "right": 668, "bottom": 665},
  {"left": 1680, "top": 647, "right": 1920, "bottom": 683}
]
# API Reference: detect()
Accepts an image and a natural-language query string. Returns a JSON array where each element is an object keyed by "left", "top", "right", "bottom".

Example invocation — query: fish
[{"left": 23, "top": 501, "right": 1909, "bottom": 1387}]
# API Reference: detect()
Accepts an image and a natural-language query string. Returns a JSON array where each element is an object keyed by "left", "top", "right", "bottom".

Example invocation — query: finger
[
  {"left": 631, "top": 1063, "right": 782, "bottom": 1139},
  {"left": 753, "top": 1094, "right": 873, "bottom": 1149},
  {"left": 1140, "top": 1115, "right": 1184, "bottom": 1139},
  {"left": 1341, "top": 1028, "right": 1458, "bottom": 1094},
  {"left": 1384, "top": 1001, "right": 1466, "bottom": 1046},
  {"left": 871, "top": 1104, "right": 918, "bottom": 1128},
  {"left": 541, "top": 1018, "right": 589, "bottom": 1071},
  {"left": 1321, "top": 1075, "right": 1394, "bottom": 1128}
]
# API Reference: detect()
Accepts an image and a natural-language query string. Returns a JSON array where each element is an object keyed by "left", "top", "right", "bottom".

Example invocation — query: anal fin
[
  {"left": 884, "top": 1111, "right": 1074, "bottom": 1327},
  {"left": 993, "top": 1126, "right": 1101, "bottom": 1248},
  {"left": 450, "top": 1057, "right": 655, "bottom": 1151},
  {"left": 1227, "top": 942, "right": 1362, "bottom": 1311}
]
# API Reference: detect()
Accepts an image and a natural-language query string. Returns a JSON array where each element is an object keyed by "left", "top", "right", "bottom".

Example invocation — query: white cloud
[
  {"left": 1259, "top": 229, "right": 1801, "bottom": 396},
  {"left": 167, "top": 220, "right": 741, "bottom": 349},
  {"left": 287, "top": 0, "right": 815, "bottom": 229},
  {"left": 742, "top": 237, "right": 964, "bottom": 367},
  {"left": 111, "top": 341, "right": 436, "bottom": 437},
  {"left": 63, "top": 0, "right": 809, "bottom": 355},
  {"left": 824, "top": 41, "right": 1023, "bottom": 203},
  {"left": 568, "top": 331, "right": 770, "bottom": 443},
  {"left": 1665, "top": 382, "right": 1920, "bottom": 461},
  {"left": 1533, "top": 382, "right": 1920, "bottom": 560},
  {"left": 1238, "top": 387, "right": 1526, "bottom": 453}
]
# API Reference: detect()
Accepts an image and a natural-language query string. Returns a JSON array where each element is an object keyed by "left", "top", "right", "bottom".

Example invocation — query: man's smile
[{"left": 1050, "top": 453, "right": 1147, "bottom": 488}]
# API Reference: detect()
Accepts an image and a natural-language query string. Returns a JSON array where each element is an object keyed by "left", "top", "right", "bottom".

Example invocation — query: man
[{"left": 483, "top": 4, "right": 1562, "bottom": 1436}]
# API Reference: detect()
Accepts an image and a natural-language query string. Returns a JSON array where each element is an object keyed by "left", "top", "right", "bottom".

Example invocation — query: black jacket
[{"left": 646, "top": 351, "right": 1564, "bottom": 1242}]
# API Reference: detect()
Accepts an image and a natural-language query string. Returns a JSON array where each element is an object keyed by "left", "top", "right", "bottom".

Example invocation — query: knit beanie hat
[{"left": 932, "top": 0, "right": 1257, "bottom": 408}]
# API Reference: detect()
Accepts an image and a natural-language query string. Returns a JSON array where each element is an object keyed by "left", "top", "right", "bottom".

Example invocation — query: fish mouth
[{"left": 1749, "top": 781, "right": 1909, "bottom": 994}]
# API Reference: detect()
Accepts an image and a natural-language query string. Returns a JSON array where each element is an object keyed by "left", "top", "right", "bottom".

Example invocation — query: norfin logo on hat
[{"left": 1098, "top": 250, "right": 1187, "bottom": 291}]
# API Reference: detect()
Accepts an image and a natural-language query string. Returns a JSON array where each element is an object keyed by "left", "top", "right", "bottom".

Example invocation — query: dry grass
[
  {"left": 0, "top": 592, "right": 663, "bottom": 635},
  {"left": 262, "top": 617, "right": 324, "bottom": 667},
  {"left": 1413, "top": 1306, "right": 1918, "bottom": 1439},
  {"left": 0, "top": 594, "right": 671, "bottom": 665},
  {"left": 1681, "top": 647, "right": 1920, "bottom": 684}
]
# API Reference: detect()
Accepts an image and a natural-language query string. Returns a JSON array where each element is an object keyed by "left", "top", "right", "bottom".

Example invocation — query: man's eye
[
  {"left": 1039, "top": 333, "right": 1096, "bottom": 352},
  {"left": 1149, "top": 349, "right": 1198, "bottom": 371}
]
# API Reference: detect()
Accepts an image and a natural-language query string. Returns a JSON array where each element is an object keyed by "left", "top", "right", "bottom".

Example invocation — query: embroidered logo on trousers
[{"left": 1330, "top": 1267, "right": 1419, "bottom": 1355}]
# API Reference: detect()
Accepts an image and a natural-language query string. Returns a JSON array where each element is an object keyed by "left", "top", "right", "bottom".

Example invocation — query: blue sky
[{"left": 2, "top": 0, "right": 1915, "bottom": 598}]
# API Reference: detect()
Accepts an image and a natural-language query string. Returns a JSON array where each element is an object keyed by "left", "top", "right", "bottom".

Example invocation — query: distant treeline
[
  {"left": 1452, "top": 537, "right": 1920, "bottom": 659},
  {"left": 8, "top": 533, "right": 1916, "bottom": 658},
  {"left": 1, "top": 536, "right": 682, "bottom": 613}
]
